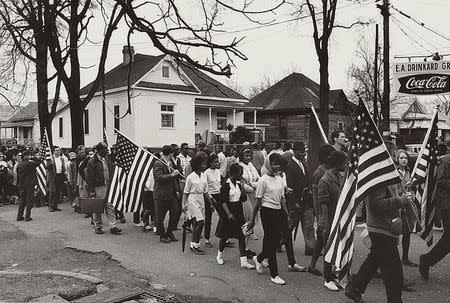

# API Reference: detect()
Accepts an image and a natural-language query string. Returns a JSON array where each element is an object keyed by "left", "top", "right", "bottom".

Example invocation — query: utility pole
[
  {"left": 377, "top": 0, "right": 390, "bottom": 136},
  {"left": 374, "top": 24, "right": 379, "bottom": 126}
]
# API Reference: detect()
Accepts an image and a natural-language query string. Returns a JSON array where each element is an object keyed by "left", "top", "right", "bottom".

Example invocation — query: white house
[
  {"left": 0, "top": 99, "right": 65, "bottom": 148},
  {"left": 52, "top": 46, "right": 260, "bottom": 148}
]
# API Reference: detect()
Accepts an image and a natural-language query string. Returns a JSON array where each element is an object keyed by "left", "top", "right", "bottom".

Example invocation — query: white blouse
[{"left": 203, "top": 168, "right": 221, "bottom": 195}]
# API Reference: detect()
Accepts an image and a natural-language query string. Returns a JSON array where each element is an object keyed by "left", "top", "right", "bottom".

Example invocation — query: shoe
[
  {"left": 250, "top": 234, "right": 258, "bottom": 240},
  {"left": 134, "top": 222, "right": 143, "bottom": 227},
  {"left": 307, "top": 266, "right": 323, "bottom": 276},
  {"left": 271, "top": 276, "right": 286, "bottom": 285},
  {"left": 160, "top": 237, "right": 171, "bottom": 243},
  {"left": 24, "top": 217, "right": 32, "bottom": 222},
  {"left": 245, "top": 249, "right": 256, "bottom": 258},
  {"left": 253, "top": 256, "right": 264, "bottom": 273},
  {"left": 324, "top": 280, "right": 340, "bottom": 291},
  {"left": 217, "top": 255, "right": 224, "bottom": 265},
  {"left": 120, "top": 218, "right": 126, "bottom": 223},
  {"left": 419, "top": 255, "right": 430, "bottom": 280},
  {"left": 288, "top": 264, "right": 306, "bottom": 272},
  {"left": 95, "top": 228, "right": 104, "bottom": 234},
  {"left": 205, "top": 240, "right": 213, "bottom": 248},
  {"left": 190, "top": 245, "right": 204, "bottom": 255},
  {"left": 344, "top": 282, "right": 363, "bottom": 303},
  {"left": 261, "top": 259, "right": 269, "bottom": 268},
  {"left": 167, "top": 233, "right": 178, "bottom": 242},
  {"left": 110, "top": 227, "right": 122, "bottom": 235},
  {"left": 224, "top": 240, "right": 235, "bottom": 248},
  {"left": 84, "top": 214, "right": 90, "bottom": 218},
  {"left": 153, "top": 227, "right": 157, "bottom": 233},
  {"left": 402, "top": 259, "right": 418, "bottom": 267},
  {"left": 16, "top": 216, "right": 24, "bottom": 221},
  {"left": 240, "top": 257, "right": 255, "bottom": 269},
  {"left": 48, "top": 208, "right": 55, "bottom": 212}
]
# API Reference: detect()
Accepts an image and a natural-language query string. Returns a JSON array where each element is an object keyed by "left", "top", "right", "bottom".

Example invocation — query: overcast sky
[{"left": 4, "top": 0, "right": 450, "bottom": 104}]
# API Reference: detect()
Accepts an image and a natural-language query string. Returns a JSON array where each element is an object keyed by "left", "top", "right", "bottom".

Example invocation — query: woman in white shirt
[
  {"left": 248, "top": 153, "right": 292, "bottom": 285},
  {"left": 239, "top": 148, "right": 260, "bottom": 243},
  {"left": 203, "top": 154, "right": 222, "bottom": 247},
  {"left": 182, "top": 153, "right": 216, "bottom": 255}
]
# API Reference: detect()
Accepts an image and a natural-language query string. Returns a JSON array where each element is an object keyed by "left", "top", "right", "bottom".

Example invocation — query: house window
[
  {"left": 161, "top": 104, "right": 174, "bottom": 128},
  {"left": 59, "top": 117, "right": 63, "bottom": 138},
  {"left": 216, "top": 111, "right": 228, "bottom": 130},
  {"left": 23, "top": 128, "right": 28, "bottom": 139},
  {"left": 162, "top": 66, "right": 170, "bottom": 78},
  {"left": 83, "top": 109, "right": 89, "bottom": 134},
  {"left": 114, "top": 105, "right": 120, "bottom": 133}
]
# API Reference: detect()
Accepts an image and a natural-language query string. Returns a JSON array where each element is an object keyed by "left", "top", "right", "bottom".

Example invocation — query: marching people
[
  {"left": 46, "top": 147, "right": 65, "bottom": 212},
  {"left": 203, "top": 153, "right": 221, "bottom": 247},
  {"left": 239, "top": 148, "right": 260, "bottom": 244},
  {"left": 85, "top": 142, "right": 122, "bottom": 235},
  {"left": 330, "top": 130, "right": 348, "bottom": 152},
  {"left": 16, "top": 150, "right": 41, "bottom": 221},
  {"left": 67, "top": 152, "right": 78, "bottom": 211},
  {"left": 153, "top": 145, "right": 180, "bottom": 243},
  {"left": 419, "top": 148, "right": 450, "bottom": 280},
  {"left": 0, "top": 151, "right": 9, "bottom": 206},
  {"left": 251, "top": 142, "right": 265, "bottom": 176},
  {"left": 216, "top": 146, "right": 227, "bottom": 180},
  {"left": 182, "top": 152, "right": 215, "bottom": 255},
  {"left": 395, "top": 149, "right": 417, "bottom": 267},
  {"left": 216, "top": 163, "right": 255, "bottom": 269},
  {"left": 308, "top": 144, "right": 335, "bottom": 276},
  {"left": 141, "top": 164, "right": 155, "bottom": 233},
  {"left": 318, "top": 150, "right": 347, "bottom": 291},
  {"left": 249, "top": 152, "right": 291, "bottom": 285},
  {"left": 345, "top": 141, "right": 413, "bottom": 303}
]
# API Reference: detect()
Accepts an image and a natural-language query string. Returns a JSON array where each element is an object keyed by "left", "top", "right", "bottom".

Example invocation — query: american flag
[
  {"left": 411, "top": 110, "right": 439, "bottom": 246},
  {"left": 324, "top": 99, "right": 401, "bottom": 279},
  {"left": 103, "top": 127, "right": 108, "bottom": 145},
  {"left": 36, "top": 129, "right": 52, "bottom": 196},
  {"left": 108, "top": 131, "right": 155, "bottom": 212}
]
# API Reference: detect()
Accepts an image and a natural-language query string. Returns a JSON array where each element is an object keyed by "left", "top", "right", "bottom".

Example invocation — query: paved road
[{"left": 1, "top": 203, "right": 449, "bottom": 303}]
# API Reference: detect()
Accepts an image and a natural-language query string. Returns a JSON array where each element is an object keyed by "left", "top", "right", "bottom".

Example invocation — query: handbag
[{"left": 80, "top": 198, "right": 105, "bottom": 214}]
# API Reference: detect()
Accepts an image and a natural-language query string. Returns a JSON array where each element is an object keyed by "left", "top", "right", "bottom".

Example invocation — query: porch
[
  {"left": 194, "top": 99, "right": 263, "bottom": 143},
  {"left": 0, "top": 121, "right": 36, "bottom": 148}
]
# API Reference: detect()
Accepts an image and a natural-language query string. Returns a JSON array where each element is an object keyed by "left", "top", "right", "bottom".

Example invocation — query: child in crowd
[
  {"left": 216, "top": 163, "right": 255, "bottom": 269},
  {"left": 203, "top": 154, "right": 221, "bottom": 247}
]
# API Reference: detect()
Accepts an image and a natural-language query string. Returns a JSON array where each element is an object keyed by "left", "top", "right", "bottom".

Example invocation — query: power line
[
  {"left": 391, "top": 16, "right": 432, "bottom": 54},
  {"left": 391, "top": 14, "right": 437, "bottom": 52},
  {"left": 391, "top": 5, "right": 450, "bottom": 43}
]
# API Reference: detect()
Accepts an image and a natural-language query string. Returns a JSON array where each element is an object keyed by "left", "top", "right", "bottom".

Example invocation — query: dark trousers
[
  {"left": 154, "top": 198, "right": 178, "bottom": 237},
  {"left": 141, "top": 191, "right": 155, "bottom": 226},
  {"left": 422, "top": 209, "right": 450, "bottom": 266},
  {"left": 0, "top": 171, "right": 7, "bottom": 203},
  {"left": 321, "top": 233, "right": 334, "bottom": 282},
  {"left": 300, "top": 206, "right": 316, "bottom": 254},
  {"left": 352, "top": 232, "right": 403, "bottom": 303},
  {"left": 257, "top": 207, "right": 282, "bottom": 278},
  {"left": 17, "top": 187, "right": 34, "bottom": 219},
  {"left": 49, "top": 174, "right": 65, "bottom": 209},
  {"left": 204, "top": 193, "right": 219, "bottom": 240},
  {"left": 281, "top": 212, "right": 296, "bottom": 267}
]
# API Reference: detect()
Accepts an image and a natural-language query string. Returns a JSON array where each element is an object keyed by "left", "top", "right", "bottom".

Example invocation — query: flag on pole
[
  {"left": 108, "top": 131, "right": 155, "bottom": 212},
  {"left": 103, "top": 127, "right": 108, "bottom": 145},
  {"left": 324, "top": 99, "right": 401, "bottom": 279},
  {"left": 36, "top": 129, "right": 52, "bottom": 196},
  {"left": 410, "top": 110, "right": 439, "bottom": 246}
]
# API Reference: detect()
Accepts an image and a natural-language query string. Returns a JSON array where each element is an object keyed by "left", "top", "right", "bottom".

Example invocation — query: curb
[{"left": 0, "top": 270, "right": 104, "bottom": 285}]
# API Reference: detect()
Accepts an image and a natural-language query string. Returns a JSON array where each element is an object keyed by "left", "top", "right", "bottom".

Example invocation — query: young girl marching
[
  {"left": 182, "top": 152, "right": 215, "bottom": 255},
  {"left": 215, "top": 163, "right": 255, "bottom": 269},
  {"left": 248, "top": 153, "right": 291, "bottom": 285},
  {"left": 203, "top": 154, "right": 222, "bottom": 247}
]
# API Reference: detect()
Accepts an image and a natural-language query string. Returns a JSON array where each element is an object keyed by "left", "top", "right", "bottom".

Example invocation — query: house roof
[
  {"left": 248, "top": 73, "right": 354, "bottom": 113},
  {"left": 390, "top": 97, "right": 427, "bottom": 120},
  {"left": 0, "top": 104, "right": 19, "bottom": 122},
  {"left": 79, "top": 53, "right": 247, "bottom": 101},
  {"left": 7, "top": 102, "right": 38, "bottom": 122}
]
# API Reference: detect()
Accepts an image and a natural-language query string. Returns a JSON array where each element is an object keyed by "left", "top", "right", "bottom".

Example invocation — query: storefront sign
[{"left": 393, "top": 61, "right": 450, "bottom": 96}]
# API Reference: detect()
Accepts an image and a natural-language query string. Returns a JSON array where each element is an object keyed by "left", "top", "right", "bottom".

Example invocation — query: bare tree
[{"left": 0, "top": 0, "right": 62, "bottom": 143}]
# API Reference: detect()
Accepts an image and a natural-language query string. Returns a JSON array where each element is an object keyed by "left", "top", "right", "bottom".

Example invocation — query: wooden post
[
  {"left": 208, "top": 108, "right": 212, "bottom": 132},
  {"left": 374, "top": 24, "right": 379, "bottom": 125}
]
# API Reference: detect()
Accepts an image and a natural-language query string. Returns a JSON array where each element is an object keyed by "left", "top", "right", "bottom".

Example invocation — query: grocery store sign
[{"left": 393, "top": 61, "right": 450, "bottom": 95}]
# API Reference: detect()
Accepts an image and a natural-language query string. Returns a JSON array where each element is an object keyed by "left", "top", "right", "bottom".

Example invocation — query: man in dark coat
[
  {"left": 285, "top": 141, "right": 315, "bottom": 255},
  {"left": 16, "top": 151, "right": 41, "bottom": 221}
]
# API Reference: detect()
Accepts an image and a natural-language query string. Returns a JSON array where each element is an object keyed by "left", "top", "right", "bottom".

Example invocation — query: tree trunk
[
  {"left": 68, "top": 93, "right": 85, "bottom": 150},
  {"left": 35, "top": 33, "right": 51, "bottom": 147}
]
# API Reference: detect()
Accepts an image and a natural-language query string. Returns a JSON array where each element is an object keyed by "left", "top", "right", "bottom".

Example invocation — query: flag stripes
[
  {"left": 36, "top": 129, "right": 52, "bottom": 196},
  {"left": 108, "top": 132, "right": 155, "bottom": 213},
  {"left": 324, "top": 99, "right": 401, "bottom": 279},
  {"left": 411, "top": 110, "right": 439, "bottom": 246}
]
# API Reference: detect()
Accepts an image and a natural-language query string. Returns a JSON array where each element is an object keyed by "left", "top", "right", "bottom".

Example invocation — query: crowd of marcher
[{"left": 0, "top": 129, "right": 449, "bottom": 303}]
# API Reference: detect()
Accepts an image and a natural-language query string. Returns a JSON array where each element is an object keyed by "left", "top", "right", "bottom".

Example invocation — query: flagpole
[
  {"left": 44, "top": 127, "right": 57, "bottom": 178},
  {"left": 310, "top": 102, "right": 329, "bottom": 144},
  {"left": 114, "top": 128, "right": 185, "bottom": 179},
  {"left": 410, "top": 109, "right": 439, "bottom": 182}
]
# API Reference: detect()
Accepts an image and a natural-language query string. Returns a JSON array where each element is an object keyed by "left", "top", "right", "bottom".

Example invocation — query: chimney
[{"left": 122, "top": 45, "right": 135, "bottom": 66}]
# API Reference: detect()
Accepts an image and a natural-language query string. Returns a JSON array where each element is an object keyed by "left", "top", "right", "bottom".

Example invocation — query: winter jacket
[{"left": 85, "top": 154, "right": 113, "bottom": 193}]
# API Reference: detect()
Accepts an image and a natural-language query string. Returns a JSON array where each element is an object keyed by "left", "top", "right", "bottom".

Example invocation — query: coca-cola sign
[
  {"left": 398, "top": 74, "right": 450, "bottom": 95},
  {"left": 393, "top": 60, "right": 450, "bottom": 96}
]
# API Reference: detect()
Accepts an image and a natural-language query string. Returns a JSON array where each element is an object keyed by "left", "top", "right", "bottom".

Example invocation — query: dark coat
[
  {"left": 16, "top": 160, "right": 40, "bottom": 189},
  {"left": 436, "top": 154, "right": 450, "bottom": 210},
  {"left": 285, "top": 156, "right": 311, "bottom": 209},
  {"left": 46, "top": 158, "right": 66, "bottom": 193},
  {"left": 153, "top": 158, "right": 178, "bottom": 200},
  {"left": 85, "top": 154, "right": 113, "bottom": 193},
  {"left": 318, "top": 168, "right": 344, "bottom": 233}
]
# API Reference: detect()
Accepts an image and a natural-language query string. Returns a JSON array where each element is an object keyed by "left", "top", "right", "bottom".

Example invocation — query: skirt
[
  {"left": 215, "top": 202, "right": 245, "bottom": 239},
  {"left": 242, "top": 192, "right": 256, "bottom": 222},
  {"left": 186, "top": 194, "right": 205, "bottom": 221}
]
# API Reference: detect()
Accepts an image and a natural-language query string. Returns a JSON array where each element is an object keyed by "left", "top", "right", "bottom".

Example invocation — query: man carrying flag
[
  {"left": 418, "top": 111, "right": 450, "bottom": 280},
  {"left": 323, "top": 99, "right": 412, "bottom": 303},
  {"left": 36, "top": 129, "right": 52, "bottom": 197}
]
